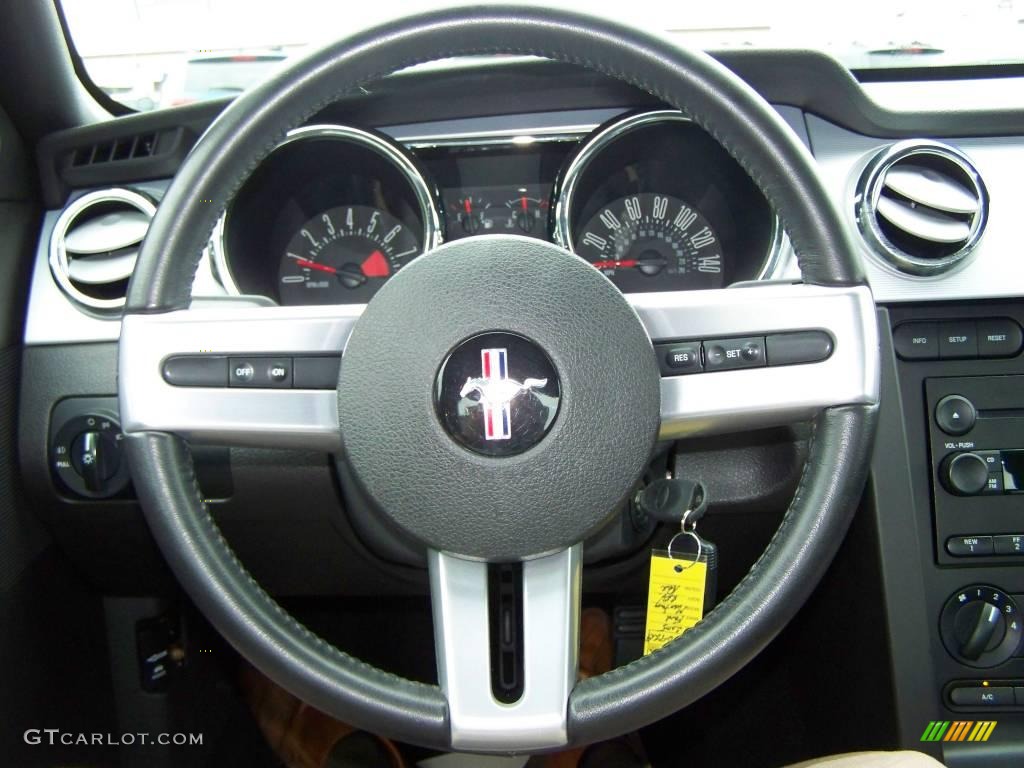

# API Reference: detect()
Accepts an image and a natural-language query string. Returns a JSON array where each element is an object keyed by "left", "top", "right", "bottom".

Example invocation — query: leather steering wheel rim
[{"left": 121, "top": 5, "right": 878, "bottom": 751}]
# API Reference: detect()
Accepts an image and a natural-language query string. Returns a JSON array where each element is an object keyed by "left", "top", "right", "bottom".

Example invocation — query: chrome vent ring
[
  {"left": 49, "top": 188, "right": 156, "bottom": 312},
  {"left": 855, "top": 140, "right": 988, "bottom": 276}
]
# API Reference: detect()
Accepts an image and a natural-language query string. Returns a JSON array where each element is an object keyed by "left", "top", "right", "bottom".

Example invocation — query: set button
[{"left": 703, "top": 336, "right": 765, "bottom": 371}]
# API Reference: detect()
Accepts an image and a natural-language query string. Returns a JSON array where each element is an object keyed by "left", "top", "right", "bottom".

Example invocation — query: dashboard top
[{"left": 22, "top": 52, "right": 1024, "bottom": 345}]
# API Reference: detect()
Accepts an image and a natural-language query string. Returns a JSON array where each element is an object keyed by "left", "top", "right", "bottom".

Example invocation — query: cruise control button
[
  {"left": 703, "top": 337, "right": 766, "bottom": 371},
  {"left": 946, "top": 536, "right": 994, "bottom": 556},
  {"left": 658, "top": 343, "right": 702, "bottom": 375},
  {"left": 978, "top": 318, "right": 1023, "bottom": 358},
  {"left": 950, "top": 685, "right": 1014, "bottom": 707},
  {"left": 293, "top": 356, "right": 342, "bottom": 389},
  {"left": 230, "top": 360, "right": 256, "bottom": 385},
  {"left": 162, "top": 355, "right": 228, "bottom": 387},
  {"left": 939, "top": 320, "right": 979, "bottom": 359},
  {"left": 994, "top": 535, "right": 1024, "bottom": 555},
  {"left": 893, "top": 322, "right": 938, "bottom": 361},
  {"left": 264, "top": 359, "right": 292, "bottom": 388},
  {"left": 765, "top": 331, "right": 834, "bottom": 366},
  {"left": 935, "top": 394, "right": 976, "bottom": 436}
]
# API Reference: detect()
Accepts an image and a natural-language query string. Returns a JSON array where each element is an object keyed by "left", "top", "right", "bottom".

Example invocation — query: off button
[{"left": 230, "top": 360, "right": 256, "bottom": 386}]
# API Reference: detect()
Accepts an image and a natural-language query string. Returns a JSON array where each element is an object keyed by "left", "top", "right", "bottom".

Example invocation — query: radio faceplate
[{"left": 927, "top": 375, "right": 1024, "bottom": 565}]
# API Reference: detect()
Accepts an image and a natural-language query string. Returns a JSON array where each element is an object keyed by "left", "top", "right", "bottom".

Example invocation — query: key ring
[{"left": 666, "top": 506, "right": 703, "bottom": 570}]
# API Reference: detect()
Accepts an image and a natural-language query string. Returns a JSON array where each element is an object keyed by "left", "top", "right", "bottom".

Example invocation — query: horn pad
[{"left": 337, "top": 236, "right": 660, "bottom": 561}]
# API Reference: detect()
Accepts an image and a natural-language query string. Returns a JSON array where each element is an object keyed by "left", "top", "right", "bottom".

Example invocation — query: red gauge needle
[
  {"left": 463, "top": 198, "right": 473, "bottom": 214},
  {"left": 592, "top": 259, "right": 639, "bottom": 270},
  {"left": 295, "top": 258, "right": 337, "bottom": 274},
  {"left": 520, "top": 196, "right": 528, "bottom": 212},
  {"left": 360, "top": 250, "right": 391, "bottom": 278}
]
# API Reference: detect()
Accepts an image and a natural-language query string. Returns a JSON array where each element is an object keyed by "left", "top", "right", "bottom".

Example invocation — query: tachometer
[
  {"left": 574, "top": 193, "right": 723, "bottom": 292},
  {"left": 278, "top": 205, "right": 419, "bottom": 305}
]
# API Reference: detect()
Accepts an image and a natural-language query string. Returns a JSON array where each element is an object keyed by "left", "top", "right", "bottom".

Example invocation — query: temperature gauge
[{"left": 504, "top": 195, "right": 548, "bottom": 235}]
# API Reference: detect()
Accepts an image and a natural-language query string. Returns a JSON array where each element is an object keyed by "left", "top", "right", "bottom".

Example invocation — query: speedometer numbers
[
  {"left": 574, "top": 193, "right": 724, "bottom": 291},
  {"left": 278, "top": 205, "right": 420, "bottom": 305}
]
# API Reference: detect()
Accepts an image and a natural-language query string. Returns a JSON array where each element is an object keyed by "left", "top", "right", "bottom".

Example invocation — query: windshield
[{"left": 62, "top": 0, "right": 1024, "bottom": 112}]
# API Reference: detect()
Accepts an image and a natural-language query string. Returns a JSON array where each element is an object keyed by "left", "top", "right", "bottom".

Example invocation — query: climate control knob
[
  {"left": 941, "top": 452, "right": 990, "bottom": 496},
  {"left": 941, "top": 586, "right": 1023, "bottom": 668}
]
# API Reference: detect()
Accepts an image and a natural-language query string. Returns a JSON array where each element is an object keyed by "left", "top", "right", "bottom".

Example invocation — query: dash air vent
[
  {"left": 49, "top": 188, "right": 156, "bottom": 312},
  {"left": 856, "top": 140, "right": 988, "bottom": 276},
  {"left": 71, "top": 133, "right": 158, "bottom": 167}
]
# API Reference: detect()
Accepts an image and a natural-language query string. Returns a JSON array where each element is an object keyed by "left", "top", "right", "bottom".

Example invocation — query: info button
[{"left": 659, "top": 343, "right": 702, "bottom": 375}]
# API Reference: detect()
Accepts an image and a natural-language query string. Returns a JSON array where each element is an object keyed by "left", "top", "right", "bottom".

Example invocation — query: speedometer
[
  {"left": 574, "top": 193, "right": 723, "bottom": 292},
  {"left": 278, "top": 205, "right": 420, "bottom": 305}
]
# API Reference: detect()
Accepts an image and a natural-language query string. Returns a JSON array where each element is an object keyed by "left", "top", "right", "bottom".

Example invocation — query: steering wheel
[{"left": 118, "top": 5, "right": 879, "bottom": 754}]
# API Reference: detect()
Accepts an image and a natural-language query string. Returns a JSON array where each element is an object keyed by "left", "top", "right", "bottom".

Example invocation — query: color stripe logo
[
  {"left": 921, "top": 721, "right": 997, "bottom": 742},
  {"left": 480, "top": 348, "right": 511, "bottom": 441}
]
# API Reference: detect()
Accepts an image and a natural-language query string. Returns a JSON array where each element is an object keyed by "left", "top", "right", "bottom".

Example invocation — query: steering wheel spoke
[
  {"left": 631, "top": 282, "right": 879, "bottom": 440},
  {"left": 119, "top": 302, "right": 359, "bottom": 449},
  {"left": 428, "top": 547, "right": 581, "bottom": 752}
]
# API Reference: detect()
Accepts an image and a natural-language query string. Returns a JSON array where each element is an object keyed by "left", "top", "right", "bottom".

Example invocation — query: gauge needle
[
  {"left": 295, "top": 258, "right": 338, "bottom": 274},
  {"left": 520, "top": 196, "right": 528, "bottom": 211},
  {"left": 591, "top": 259, "right": 639, "bottom": 270},
  {"left": 360, "top": 250, "right": 391, "bottom": 278}
]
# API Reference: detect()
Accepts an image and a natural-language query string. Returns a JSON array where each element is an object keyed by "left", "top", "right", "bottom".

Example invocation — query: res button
[{"left": 658, "top": 343, "right": 702, "bottom": 375}]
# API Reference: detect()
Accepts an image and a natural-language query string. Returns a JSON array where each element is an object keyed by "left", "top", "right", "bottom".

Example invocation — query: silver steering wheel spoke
[
  {"left": 634, "top": 282, "right": 879, "bottom": 439},
  {"left": 119, "top": 302, "right": 361, "bottom": 450},
  {"left": 428, "top": 546, "right": 582, "bottom": 753},
  {"left": 119, "top": 282, "right": 877, "bottom": 450}
]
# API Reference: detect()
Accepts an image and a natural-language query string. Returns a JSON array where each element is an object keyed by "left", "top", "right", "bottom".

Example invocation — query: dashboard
[
  {"left": 213, "top": 109, "right": 778, "bottom": 305},
  {"left": 16, "top": 52, "right": 1024, "bottom": 764}
]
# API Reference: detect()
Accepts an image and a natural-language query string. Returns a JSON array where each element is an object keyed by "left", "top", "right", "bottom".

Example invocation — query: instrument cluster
[{"left": 214, "top": 110, "right": 782, "bottom": 305}]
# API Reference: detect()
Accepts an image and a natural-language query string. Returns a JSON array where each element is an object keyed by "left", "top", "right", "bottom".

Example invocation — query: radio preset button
[
  {"left": 994, "top": 535, "right": 1024, "bottom": 556},
  {"left": 946, "top": 536, "right": 994, "bottom": 557}
]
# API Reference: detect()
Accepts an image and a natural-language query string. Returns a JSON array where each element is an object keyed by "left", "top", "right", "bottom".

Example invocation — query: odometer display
[
  {"left": 278, "top": 205, "right": 420, "bottom": 305},
  {"left": 574, "top": 193, "right": 723, "bottom": 292}
]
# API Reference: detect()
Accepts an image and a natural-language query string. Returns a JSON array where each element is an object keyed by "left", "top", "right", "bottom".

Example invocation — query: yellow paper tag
[{"left": 643, "top": 551, "right": 707, "bottom": 655}]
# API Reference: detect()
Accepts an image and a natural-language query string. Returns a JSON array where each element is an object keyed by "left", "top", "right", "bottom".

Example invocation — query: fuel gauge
[{"left": 451, "top": 195, "right": 493, "bottom": 236}]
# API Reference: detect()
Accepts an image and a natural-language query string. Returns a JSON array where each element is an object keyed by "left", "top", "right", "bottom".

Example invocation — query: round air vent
[
  {"left": 855, "top": 140, "right": 987, "bottom": 276},
  {"left": 49, "top": 188, "right": 156, "bottom": 312}
]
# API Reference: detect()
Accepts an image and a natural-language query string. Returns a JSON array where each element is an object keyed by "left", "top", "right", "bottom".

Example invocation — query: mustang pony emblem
[{"left": 460, "top": 347, "right": 546, "bottom": 440}]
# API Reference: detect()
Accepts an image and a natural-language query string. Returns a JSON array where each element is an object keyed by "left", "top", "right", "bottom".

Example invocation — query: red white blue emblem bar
[{"left": 481, "top": 348, "right": 511, "bottom": 440}]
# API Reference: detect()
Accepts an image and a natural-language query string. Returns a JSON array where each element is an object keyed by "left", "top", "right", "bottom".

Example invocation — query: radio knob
[{"left": 942, "top": 452, "right": 990, "bottom": 496}]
